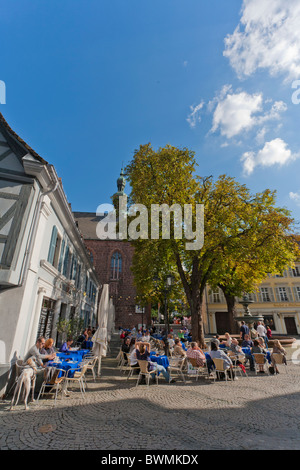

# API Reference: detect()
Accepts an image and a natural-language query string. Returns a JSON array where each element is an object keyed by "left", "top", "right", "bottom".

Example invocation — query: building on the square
[
  {"left": 74, "top": 170, "right": 151, "bottom": 330},
  {"left": 206, "top": 265, "right": 300, "bottom": 335},
  {"left": 0, "top": 113, "right": 100, "bottom": 394}
]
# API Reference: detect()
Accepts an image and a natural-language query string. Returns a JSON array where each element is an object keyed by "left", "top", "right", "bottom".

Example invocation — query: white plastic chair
[
  {"left": 272, "top": 353, "right": 288, "bottom": 374},
  {"left": 169, "top": 357, "right": 187, "bottom": 383},
  {"left": 37, "top": 366, "right": 67, "bottom": 406},
  {"left": 64, "top": 364, "right": 88, "bottom": 398},
  {"left": 212, "top": 358, "right": 234, "bottom": 382},
  {"left": 253, "top": 353, "right": 270, "bottom": 375},
  {"left": 136, "top": 360, "right": 158, "bottom": 387}
]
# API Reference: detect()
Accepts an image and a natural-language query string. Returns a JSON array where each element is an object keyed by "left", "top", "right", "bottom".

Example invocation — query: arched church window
[{"left": 110, "top": 251, "right": 122, "bottom": 280}]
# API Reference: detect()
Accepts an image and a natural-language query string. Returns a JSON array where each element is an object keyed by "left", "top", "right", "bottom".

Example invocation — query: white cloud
[
  {"left": 289, "top": 191, "right": 300, "bottom": 206},
  {"left": 211, "top": 88, "right": 263, "bottom": 138},
  {"left": 186, "top": 101, "right": 204, "bottom": 128},
  {"left": 241, "top": 138, "right": 299, "bottom": 176},
  {"left": 223, "top": 0, "right": 300, "bottom": 81},
  {"left": 209, "top": 85, "right": 287, "bottom": 139}
]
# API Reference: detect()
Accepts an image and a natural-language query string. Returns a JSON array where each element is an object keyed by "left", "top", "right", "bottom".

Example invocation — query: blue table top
[
  {"left": 150, "top": 352, "right": 169, "bottom": 369},
  {"left": 57, "top": 349, "right": 90, "bottom": 360},
  {"left": 48, "top": 359, "right": 81, "bottom": 378}
]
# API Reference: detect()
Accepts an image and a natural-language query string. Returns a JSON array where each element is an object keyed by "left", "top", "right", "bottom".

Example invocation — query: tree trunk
[
  {"left": 190, "top": 293, "right": 205, "bottom": 348},
  {"left": 222, "top": 290, "right": 238, "bottom": 334}
]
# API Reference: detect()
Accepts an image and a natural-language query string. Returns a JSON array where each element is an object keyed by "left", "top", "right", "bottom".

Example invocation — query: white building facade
[{"left": 0, "top": 113, "right": 100, "bottom": 394}]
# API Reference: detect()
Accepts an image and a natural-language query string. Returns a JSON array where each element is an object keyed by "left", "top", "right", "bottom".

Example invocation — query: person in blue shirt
[
  {"left": 59, "top": 338, "right": 73, "bottom": 353},
  {"left": 240, "top": 321, "right": 250, "bottom": 340}
]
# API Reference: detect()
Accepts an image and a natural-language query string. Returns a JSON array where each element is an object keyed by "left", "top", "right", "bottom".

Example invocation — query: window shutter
[
  {"left": 72, "top": 256, "right": 77, "bottom": 281},
  {"left": 58, "top": 239, "right": 65, "bottom": 272},
  {"left": 293, "top": 286, "right": 300, "bottom": 301},
  {"left": 286, "top": 286, "right": 292, "bottom": 302},
  {"left": 63, "top": 245, "right": 69, "bottom": 277},
  {"left": 47, "top": 226, "right": 58, "bottom": 265},
  {"left": 76, "top": 263, "right": 81, "bottom": 288},
  {"left": 269, "top": 288, "right": 275, "bottom": 302}
]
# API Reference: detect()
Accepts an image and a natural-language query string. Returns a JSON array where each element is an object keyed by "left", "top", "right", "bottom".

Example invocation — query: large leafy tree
[
  {"left": 123, "top": 144, "right": 299, "bottom": 347},
  {"left": 208, "top": 187, "right": 299, "bottom": 332}
]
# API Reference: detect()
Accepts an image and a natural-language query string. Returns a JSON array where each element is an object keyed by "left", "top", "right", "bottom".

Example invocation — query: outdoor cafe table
[
  {"left": 57, "top": 349, "right": 90, "bottom": 361},
  {"left": 150, "top": 352, "right": 169, "bottom": 369},
  {"left": 48, "top": 358, "right": 82, "bottom": 378},
  {"left": 48, "top": 349, "right": 90, "bottom": 378}
]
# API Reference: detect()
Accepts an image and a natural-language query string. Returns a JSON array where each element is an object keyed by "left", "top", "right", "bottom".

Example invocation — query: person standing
[
  {"left": 240, "top": 321, "right": 250, "bottom": 340},
  {"left": 257, "top": 321, "right": 268, "bottom": 347}
]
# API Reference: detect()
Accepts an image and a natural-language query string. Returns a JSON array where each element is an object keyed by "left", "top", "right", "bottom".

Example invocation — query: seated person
[
  {"left": 87, "top": 328, "right": 93, "bottom": 340},
  {"left": 167, "top": 334, "right": 175, "bottom": 349},
  {"left": 251, "top": 339, "right": 267, "bottom": 373},
  {"left": 229, "top": 338, "right": 246, "bottom": 373},
  {"left": 241, "top": 334, "right": 253, "bottom": 349},
  {"left": 40, "top": 338, "right": 56, "bottom": 363},
  {"left": 271, "top": 339, "right": 287, "bottom": 374},
  {"left": 230, "top": 338, "right": 244, "bottom": 357},
  {"left": 251, "top": 339, "right": 267, "bottom": 355},
  {"left": 173, "top": 338, "right": 186, "bottom": 357},
  {"left": 24, "top": 336, "right": 55, "bottom": 367},
  {"left": 143, "top": 330, "right": 151, "bottom": 342},
  {"left": 77, "top": 331, "right": 86, "bottom": 346},
  {"left": 240, "top": 334, "right": 255, "bottom": 371},
  {"left": 178, "top": 330, "right": 188, "bottom": 343},
  {"left": 209, "top": 341, "right": 235, "bottom": 380},
  {"left": 128, "top": 341, "right": 140, "bottom": 374},
  {"left": 121, "top": 337, "right": 131, "bottom": 363},
  {"left": 83, "top": 329, "right": 89, "bottom": 341},
  {"left": 59, "top": 338, "right": 73, "bottom": 353},
  {"left": 41, "top": 338, "right": 56, "bottom": 355},
  {"left": 221, "top": 332, "right": 232, "bottom": 348},
  {"left": 135, "top": 343, "right": 175, "bottom": 383},
  {"left": 257, "top": 336, "right": 267, "bottom": 350},
  {"left": 186, "top": 342, "right": 206, "bottom": 367}
]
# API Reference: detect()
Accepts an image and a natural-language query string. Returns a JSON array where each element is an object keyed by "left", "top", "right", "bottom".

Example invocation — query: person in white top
[
  {"left": 256, "top": 321, "right": 269, "bottom": 347},
  {"left": 256, "top": 322, "right": 267, "bottom": 337}
]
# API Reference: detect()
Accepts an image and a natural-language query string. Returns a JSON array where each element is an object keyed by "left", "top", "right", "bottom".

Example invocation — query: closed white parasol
[{"left": 92, "top": 284, "right": 109, "bottom": 375}]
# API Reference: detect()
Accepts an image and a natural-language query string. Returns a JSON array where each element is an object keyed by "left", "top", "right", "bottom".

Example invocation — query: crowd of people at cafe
[{"left": 119, "top": 319, "right": 288, "bottom": 382}]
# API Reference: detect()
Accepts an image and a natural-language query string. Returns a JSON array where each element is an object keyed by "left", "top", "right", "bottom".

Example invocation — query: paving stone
[{"left": 1, "top": 334, "right": 300, "bottom": 450}]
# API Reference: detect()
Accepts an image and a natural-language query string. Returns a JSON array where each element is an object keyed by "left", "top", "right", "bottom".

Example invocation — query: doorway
[
  {"left": 284, "top": 316, "right": 298, "bottom": 335},
  {"left": 215, "top": 312, "right": 232, "bottom": 335}
]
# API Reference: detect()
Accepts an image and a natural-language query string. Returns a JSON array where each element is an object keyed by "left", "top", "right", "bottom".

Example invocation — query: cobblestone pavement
[{"left": 1, "top": 336, "right": 300, "bottom": 451}]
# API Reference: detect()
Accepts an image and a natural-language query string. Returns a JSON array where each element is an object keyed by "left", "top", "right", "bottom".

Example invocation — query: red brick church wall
[{"left": 84, "top": 239, "right": 151, "bottom": 330}]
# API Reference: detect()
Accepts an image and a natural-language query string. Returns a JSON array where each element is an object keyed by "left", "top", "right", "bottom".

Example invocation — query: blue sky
[{"left": 1, "top": 0, "right": 300, "bottom": 226}]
